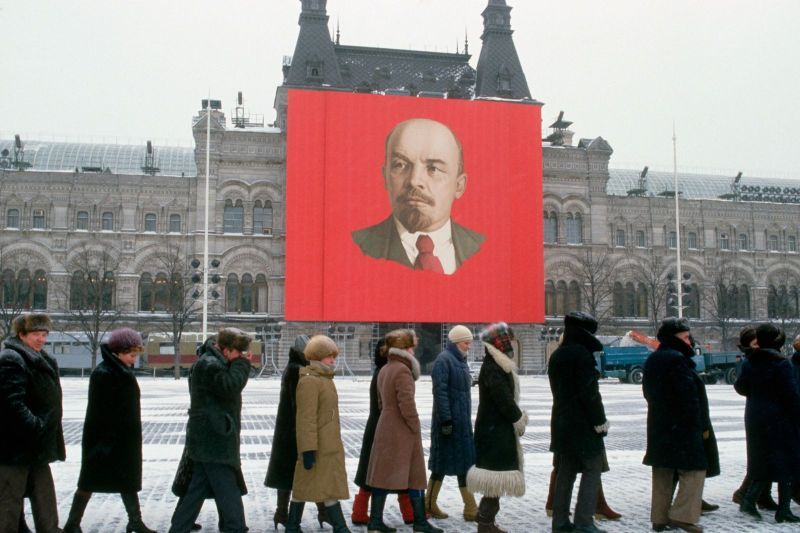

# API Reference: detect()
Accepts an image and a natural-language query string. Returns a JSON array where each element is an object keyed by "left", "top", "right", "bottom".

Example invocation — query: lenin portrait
[{"left": 351, "top": 118, "right": 485, "bottom": 275}]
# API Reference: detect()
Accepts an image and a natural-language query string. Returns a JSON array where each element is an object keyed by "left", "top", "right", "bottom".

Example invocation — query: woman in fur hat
[
  {"left": 366, "top": 329, "right": 442, "bottom": 533},
  {"left": 63, "top": 327, "right": 156, "bottom": 533},
  {"left": 286, "top": 335, "right": 350, "bottom": 533},
  {"left": 467, "top": 322, "right": 527, "bottom": 533}
]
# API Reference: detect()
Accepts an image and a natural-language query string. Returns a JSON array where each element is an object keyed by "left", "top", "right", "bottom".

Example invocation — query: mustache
[{"left": 398, "top": 188, "right": 435, "bottom": 207}]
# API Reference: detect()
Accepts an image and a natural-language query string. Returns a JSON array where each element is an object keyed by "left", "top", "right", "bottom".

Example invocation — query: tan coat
[
  {"left": 366, "top": 348, "right": 426, "bottom": 490},
  {"left": 291, "top": 361, "right": 349, "bottom": 502}
]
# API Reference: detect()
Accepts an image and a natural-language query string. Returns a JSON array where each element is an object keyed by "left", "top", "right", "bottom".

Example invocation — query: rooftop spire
[
  {"left": 285, "top": 0, "right": 343, "bottom": 87},
  {"left": 474, "top": 0, "right": 531, "bottom": 99}
]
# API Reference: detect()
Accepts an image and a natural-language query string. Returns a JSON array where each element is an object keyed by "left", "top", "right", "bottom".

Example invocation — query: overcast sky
[{"left": 2, "top": 0, "right": 799, "bottom": 178}]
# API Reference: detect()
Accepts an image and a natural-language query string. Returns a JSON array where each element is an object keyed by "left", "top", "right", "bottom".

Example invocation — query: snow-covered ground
[{"left": 32, "top": 375, "right": 798, "bottom": 532}]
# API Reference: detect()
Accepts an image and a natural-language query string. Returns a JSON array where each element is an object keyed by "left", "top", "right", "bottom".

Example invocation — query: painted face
[
  {"left": 19, "top": 330, "right": 48, "bottom": 352},
  {"left": 383, "top": 119, "right": 467, "bottom": 233}
]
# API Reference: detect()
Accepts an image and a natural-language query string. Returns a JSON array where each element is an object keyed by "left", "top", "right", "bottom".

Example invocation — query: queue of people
[{"left": 4, "top": 312, "right": 800, "bottom": 532}]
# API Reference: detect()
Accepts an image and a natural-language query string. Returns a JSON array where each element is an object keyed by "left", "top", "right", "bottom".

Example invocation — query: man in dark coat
[
  {"left": 548, "top": 312, "right": 609, "bottom": 533},
  {"left": 169, "top": 328, "right": 253, "bottom": 533},
  {"left": 734, "top": 323, "right": 800, "bottom": 523},
  {"left": 0, "top": 313, "right": 64, "bottom": 533},
  {"left": 428, "top": 325, "right": 477, "bottom": 521},
  {"left": 643, "top": 318, "right": 707, "bottom": 533}
]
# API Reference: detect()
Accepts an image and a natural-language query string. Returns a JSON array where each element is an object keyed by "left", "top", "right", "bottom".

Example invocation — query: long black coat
[
  {"left": 0, "top": 336, "right": 65, "bottom": 466},
  {"left": 354, "top": 348, "right": 387, "bottom": 488},
  {"left": 429, "top": 343, "right": 475, "bottom": 476},
  {"left": 548, "top": 327, "right": 607, "bottom": 455},
  {"left": 642, "top": 337, "right": 708, "bottom": 471},
  {"left": 78, "top": 344, "right": 142, "bottom": 493},
  {"left": 695, "top": 371, "right": 720, "bottom": 478},
  {"left": 264, "top": 346, "right": 307, "bottom": 490},
  {"left": 735, "top": 348, "right": 800, "bottom": 482}
]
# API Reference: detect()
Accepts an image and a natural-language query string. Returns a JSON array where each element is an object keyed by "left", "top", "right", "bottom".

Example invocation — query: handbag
[{"left": 171, "top": 446, "right": 194, "bottom": 496}]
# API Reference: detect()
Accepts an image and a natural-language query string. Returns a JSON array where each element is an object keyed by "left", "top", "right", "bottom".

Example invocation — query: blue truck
[{"left": 595, "top": 345, "right": 741, "bottom": 385}]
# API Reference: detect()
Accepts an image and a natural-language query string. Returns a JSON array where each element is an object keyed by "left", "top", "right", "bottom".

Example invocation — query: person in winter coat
[
  {"left": 734, "top": 323, "right": 800, "bottom": 523},
  {"left": 467, "top": 322, "right": 527, "bottom": 533},
  {"left": 264, "top": 335, "right": 333, "bottom": 530},
  {"left": 351, "top": 340, "right": 414, "bottom": 526},
  {"left": 286, "top": 335, "right": 350, "bottom": 533},
  {"left": 548, "top": 312, "right": 610, "bottom": 533},
  {"left": 168, "top": 328, "right": 253, "bottom": 533},
  {"left": 427, "top": 325, "right": 478, "bottom": 522},
  {"left": 366, "top": 329, "right": 442, "bottom": 533},
  {"left": 0, "top": 313, "right": 64, "bottom": 533},
  {"left": 62, "top": 328, "right": 156, "bottom": 533},
  {"left": 643, "top": 318, "right": 707, "bottom": 533}
]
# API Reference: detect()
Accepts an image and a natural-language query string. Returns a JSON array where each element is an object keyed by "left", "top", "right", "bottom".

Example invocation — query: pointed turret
[
  {"left": 475, "top": 0, "right": 531, "bottom": 99},
  {"left": 284, "top": 0, "right": 343, "bottom": 87}
]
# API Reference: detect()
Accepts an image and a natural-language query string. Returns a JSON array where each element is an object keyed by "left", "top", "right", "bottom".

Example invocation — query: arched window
[
  {"left": 144, "top": 213, "right": 157, "bottom": 232},
  {"left": 223, "top": 199, "right": 244, "bottom": 233},
  {"left": 636, "top": 230, "right": 646, "bottom": 248},
  {"left": 240, "top": 274, "right": 254, "bottom": 313},
  {"left": 624, "top": 282, "right": 636, "bottom": 316},
  {"left": 139, "top": 273, "right": 154, "bottom": 312},
  {"left": 254, "top": 200, "right": 274, "bottom": 234},
  {"left": 768, "top": 285, "right": 778, "bottom": 318},
  {"left": 16, "top": 269, "right": 31, "bottom": 309},
  {"left": 101, "top": 212, "right": 114, "bottom": 231},
  {"left": 686, "top": 283, "right": 700, "bottom": 318},
  {"left": 545, "top": 280, "right": 556, "bottom": 315},
  {"left": 738, "top": 233, "right": 748, "bottom": 251},
  {"left": 615, "top": 229, "right": 626, "bottom": 247},
  {"left": 169, "top": 214, "right": 181, "bottom": 233},
  {"left": 101, "top": 271, "right": 115, "bottom": 310},
  {"left": 255, "top": 274, "right": 268, "bottom": 313},
  {"left": 789, "top": 236, "right": 798, "bottom": 253},
  {"left": 687, "top": 232, "right": 698, "bottom": 249},
  {"left": 612, "top": 282, "right": 624, "bottom": 317},
  {"left": 637, "top": 283, "right": 648, "bottom": 317},
  {"left": 544, "top": 211, "right": 558, "bottom": 244},
  {"left": 153, "top": 272, "right": 169, "bottom": 311},
  {"left": 77, "top": 211, "right": 89, "bottom": 230},
  {"left": 1, "top": 270, "right": 13, "bottom": 307},
  {"left": 226, "top": 273, "right": 240, "bottom": 312},
  {"left": 555, "top": 280, "right": 567, "bottom": 316},
  {"left": 566, "top": 213, "right": 582, "bottom": 244},
  {"left": 32, "top": 209, "right": 45, "bottom": 229},
  {"left": 738, "top": 285, "right": 750, "bottom": 319},
  {"left": 668, "top": 231, "right": 677, "bottom": 249},
  {"left": 567, "top": 280, "right": 581, "bottom": 312},
  {"left": 32, "top": 270, "right": 47, "bottom": 309},
  {"left": 768, "top": 235, "right": 780, "bottom": 251},
  {"left": 6, "top": 209, "right": 19, "bottom": 229},
  {"left": 719, "top": 233, "right": 730, "bottom": 250},
  {"left": 70, "top": 271, "right": 85, "bottom": 310}
]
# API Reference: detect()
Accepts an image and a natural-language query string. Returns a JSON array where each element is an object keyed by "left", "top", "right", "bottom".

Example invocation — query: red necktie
[{"left": 414, "top": 234, "right": 444, "bottom": 274}]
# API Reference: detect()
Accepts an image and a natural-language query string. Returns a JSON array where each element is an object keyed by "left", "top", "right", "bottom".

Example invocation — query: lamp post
[{"left": 258, "top": 322, "right": 282, "bottom": 377}]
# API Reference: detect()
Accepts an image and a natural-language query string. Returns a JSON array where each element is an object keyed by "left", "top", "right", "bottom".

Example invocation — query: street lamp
[{"left": 258, "top": 322, "right": 282, "bottom": 377}]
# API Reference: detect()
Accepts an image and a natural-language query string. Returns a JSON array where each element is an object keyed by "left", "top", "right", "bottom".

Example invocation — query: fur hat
[
  {"left": 107, "top": 327, "right": 144, "bottom": 353},
  {"left": 564, "top": 311, "right": 598, "bottom": 335},
  {"left": 217, "top": 328, "right": 252, "bottom": 352},
  {"left": 737, "top": 326, "right": 757, "bottom": 353},
  {"left": 480, "top": 322, "right": 515, "bottom": 355},
  {"left": 293, "top": 334, "right": 310, "bottom": 354},
  {"left": 304, "top": 335, "right": 338, "bottom": 361},
  {"left": 448, "top": 325, "right": 473, "bottom": 344},
  {"left": 656, "top": 317, "right": 691, "bottom": 344},
  {"left": 756, "top": 323, "right": 785, "bottom": 351},
  {"left": 12, "top": 313, "right": 52, "bottom": 336}
]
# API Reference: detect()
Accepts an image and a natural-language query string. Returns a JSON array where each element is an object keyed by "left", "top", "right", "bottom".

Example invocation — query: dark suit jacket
[{"left": 352, "top": 216, "right": 484, "bottom": 271}]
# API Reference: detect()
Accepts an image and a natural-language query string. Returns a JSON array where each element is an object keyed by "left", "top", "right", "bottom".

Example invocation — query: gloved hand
[
  {"left": 303, "top": 450, "right": 316, "bottom": 470},
  {"left": 441, "top": 421, "right": 453, "bottom": 436},
  {"left": 594, "top": 420, "right": 610, "bottom": 436}
]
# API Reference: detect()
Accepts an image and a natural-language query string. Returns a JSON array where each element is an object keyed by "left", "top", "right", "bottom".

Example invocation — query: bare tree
[
  {"left": 702, "top": 253, "right": 751, "bottom": 350},
  {"left": 58, "top": 243, "right": 122, "bottom": 368},
  {"left": 562, "top": 247, "right": 618, "bottom": 322},
  {"left": 0, "top": 242, "right": 33, "bottom": 341},
  {"left": 766, "top": 255, "right": 800, "bottom": 347},
  {"left": 628, "top": 250, "right": 670, "bottom": 335}
]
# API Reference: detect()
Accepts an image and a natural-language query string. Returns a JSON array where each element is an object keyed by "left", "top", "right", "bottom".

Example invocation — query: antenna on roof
[
  {"left": 627, "top": 166, "right": 649, "bottom": 196},
  {"left": 11, "top": 134, "right": 31, "bottom": 171},
  {"left": 544, "top": 111, "right": 573, "bottom": 146},
  {"left": 464, "top": 27, "right": 469, "bottom": 55},
  {"left": 719, "top": 171, "right": 743, "bottom": 201},
  {"left": 141, "top": 140, "right": 160, "bottom": 176},
  {"left": 335, "top": 18, "right": 340, "bottom": 45},
  {"left": 232, "top": 91, "right": 264, "bottom": 129}
]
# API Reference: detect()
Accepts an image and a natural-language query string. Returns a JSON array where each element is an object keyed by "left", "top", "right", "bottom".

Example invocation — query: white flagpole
[
  {"left": 673, "top": 123, "right": 683, "bottom": 319},
  {"left": 202, "top": 100, "right": 211, "bottom": 337}
]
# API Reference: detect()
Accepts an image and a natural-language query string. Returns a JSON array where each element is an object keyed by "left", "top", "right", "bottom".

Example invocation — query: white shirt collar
[{"left": 394, "top": 217, "right": 457, "bottom": 275}]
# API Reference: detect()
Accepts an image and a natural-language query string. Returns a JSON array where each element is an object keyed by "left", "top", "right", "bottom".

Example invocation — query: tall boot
[
  {"left": 476, "top": 497, "right": 506, "bottom": 533},
  {"left": 459, "top": 486, "right": 478, "bottom": 522},
  {"left": 545, "top": 468, "right": 556, "bottom": 517},
  {"left": 594, "top": 482, "right": 622, "bottom": 520},
  {"left": 273, "top": 489, "right": 290, "bottom": 529},
  {"left": 285, "top": 501, "right": 305, "bottom": 533},
  {"left": 351, "top": 488, "right": 371, "bottom": 525},
  {"left": 757, "top": 483, "right": 779, "bottom": 511},
  {"left": 740, "top": 480, "right": 766, "bottom": 519},
  {"left": 121, "top": 492, "right": 157, "bottom": 533},
  {"left": 411, "top": 493, "right": 443, "bottom": 533},
  {"left": 325, "top": 502, "right": 352, "bottom": 533},
  {"left": 732, "top": 473, "right": 751, "bottom": 504},
  {"left": 367, "top": 491, "right": 396, "bottom": 533},
  {"left": 425, "top": 478, "right": 448, "bottom": 519},
  {"left": 63, "top": 490, "right": 92, "bottom": 533},
  {"left": 775, "top": 482, "right": 800, "bottom": 523},
  {"left": 316, "top": 501, "right": 333, "bottom": 528},
  {"left": 397, "top": 492, "right": 414, "bottom": 525}
]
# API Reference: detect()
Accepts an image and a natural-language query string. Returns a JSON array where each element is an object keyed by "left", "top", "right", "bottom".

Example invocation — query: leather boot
[
  {"left": 757, "top": 484, "right": 778, "bottom": 511},
  {"left": 775, "top": 482, "right": 800, "bottom": 523},
  {"left": 316, "top": 501, "right": 333, "bottom": 528},
  {"left": 285, "top": 501, "right": 305, "bottom": 533},
  {"left": 459, "top": 486, "right": 478, "bottom": 522},
  {"left": 412, "top": 494, "right": 443, "bottom": 533},
  {"left": 121, "top": 492, "right": 157, "bottom": 533},
  {"left": 367, "top": 491, "right": 396, "bottom": 533},
  {"left": 732, "top": 473, "right": 750, "bottom": 504},
  {"left": 351, "top": 488, "right": 371, "bottom": 525},
  {"left": 325, "top": 502, "right": 352, "bottom": 533},
  {"left": 545, "top": 468, "right": 556, "bottom": 517},
  {"left": 740, "top": 480, "right": 765, "bottom": 519},
  {"left": 594, "top": 482, "right": 621, "bottom": 520},
  {"left": 273, "top": 489, "right": 290, "bottom": 529},
  {"left": 476, "top": 497, "right": 506, "bottom": 533},
  {"left": 63, "top": 490, "right": 91, "bottom": 533},
  {"left": 397, "top": 492, "right": 414, "bottom": 525},
  {"left": 425, "top": 478, "right": 448, "bottom": 519}
]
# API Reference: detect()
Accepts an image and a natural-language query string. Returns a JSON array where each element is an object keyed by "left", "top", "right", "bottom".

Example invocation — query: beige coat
[
  {"left": 366, "top": 348, "right": 426, "bottom": 490},
  {"left": 291, "top": 361, "right": 349, "bottom": 502}
]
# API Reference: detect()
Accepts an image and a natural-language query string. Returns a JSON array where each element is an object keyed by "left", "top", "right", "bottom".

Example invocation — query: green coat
[
  {"left": 186, "top": 347, "right": 251, "bottom": 467},
  {"left": 291, "top": 361, "right": 349, "bottom": 502}
]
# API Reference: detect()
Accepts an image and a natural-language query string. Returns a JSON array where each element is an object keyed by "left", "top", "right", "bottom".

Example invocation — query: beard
[{"left": 395, "top": 188, "right": 435, "bottom": 232}]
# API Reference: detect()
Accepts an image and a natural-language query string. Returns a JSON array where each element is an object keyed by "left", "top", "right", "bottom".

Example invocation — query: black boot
[
  {"left": 63, "top": 490, "right": 92, "bottom": 533},
  {"left": 122, "top": 492, "right": 157, "bottom": 533},
  {"left": 757, "top": 483, "right": 779, "bottom": 511},
  {"left": 367, "top": 491, "right": 396, "bottom": 533},
  {"left": 316, "top": 501, "right": 333, "bottom": 529},
  {"left": 410, "top": 494, "right": 443, "bottom": 533},
  {"left": 273, "top": 490, "right": 290, "bottom": 529},
  {"left": 324, "top": 502, "right": 351, "bottom": 533},
  {"left": 477, "top": 497, "right": 506, "bottom": 533},
  {"left": 285, "top": 501, "right": 305, "bottom": 533},
  {"left": 776, "top": 482, "right": 800, "bottom": 523},
  {"left": 740, "top": 480, "right": 765, "bottom": 519}
]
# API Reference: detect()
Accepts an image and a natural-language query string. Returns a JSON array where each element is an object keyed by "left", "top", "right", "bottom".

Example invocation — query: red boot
[
  {"left": 595, "top": 482, "right": 622, "bottom": 520},
  {"left": 351, "top": 488, "right": 370, "bottom": 525},
  {"left": 398, "top": 492, "right": 414, "bottom": 524}
]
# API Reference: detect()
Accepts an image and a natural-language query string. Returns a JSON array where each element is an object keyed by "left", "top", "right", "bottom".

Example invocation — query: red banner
[{"left": 286, "top": 89, "right": 543, "bottom": 323}]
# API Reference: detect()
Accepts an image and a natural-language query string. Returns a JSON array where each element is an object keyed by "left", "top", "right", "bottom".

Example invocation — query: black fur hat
[
  {"left": 564, "top": 311, "right": 598, "bottom": 335},
  {"left": 12, "top": 313, "right": 52, "bottom": 336},
  {"left": 756, "top": 323, "right": 785, "bottom": 351},
  {"left": 657, "top": 317, "right": 691, "bottom": 344},
  {"left": 217, "top": 328, "right": 252, "bottom": 352}
]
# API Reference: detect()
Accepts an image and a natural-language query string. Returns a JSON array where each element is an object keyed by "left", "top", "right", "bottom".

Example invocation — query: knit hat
[
  {"left": 304, "top": 335, "right": 338, "bottom": 361},
  {"left": 756, "top": 323, "right": 785, "bottom": 351},
  {"left": 217, "top": 328, "right": 252, "bottom": 352},
  {"left": 12, "top": 313, "right": 52, "bottom": 336},
  {"left": 107, "top": 327, "right": 144, "bottom": 353},
  {"left": 656, "top": 317, "right": 691, "bottom": 344},
  {"left": 564, "top": 311, "right": 598, "bottom": 335},
  {"left": 480, "top": 322, "right": 515, "bottom": 355},
  {"left": 448, "top": 325, "right": 473, "bottom": 344}
]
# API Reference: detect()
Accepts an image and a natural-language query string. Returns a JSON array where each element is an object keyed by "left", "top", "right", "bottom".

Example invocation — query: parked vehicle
[{"left": 145, "top": 332, "right": 262, "bottom": 375}]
